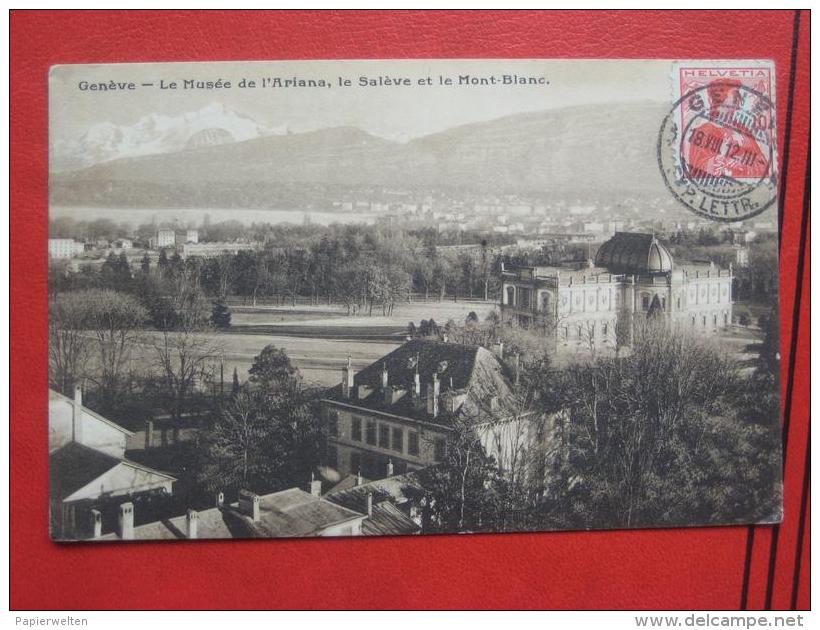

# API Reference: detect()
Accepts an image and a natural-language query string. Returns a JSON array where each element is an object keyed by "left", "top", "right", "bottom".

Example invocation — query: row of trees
[{"left": 50, "top": 225, "right": 507, "bottom": 313}]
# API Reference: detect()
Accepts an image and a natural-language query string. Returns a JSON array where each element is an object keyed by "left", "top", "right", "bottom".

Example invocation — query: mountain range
[{"left": 50, "top": 101, "right": 670, "bottom": 208}]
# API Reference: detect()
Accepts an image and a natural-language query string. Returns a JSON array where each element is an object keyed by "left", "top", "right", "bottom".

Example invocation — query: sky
[{"left": 50, "top": 59, "right": 673, "bottom": 146}]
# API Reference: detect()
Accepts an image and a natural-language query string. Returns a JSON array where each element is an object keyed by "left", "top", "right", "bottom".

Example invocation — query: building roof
[
  {"left": 49, "top": 389, "right": 134, "bottom": 436},
  {"left": 326, "top": 473, "right": 371, "bottom": 495},
  {"left": 246, "top": 488, "right": 364, "bottom": 537},
  {"left": 323, "top": 339, "right": 517, "bottom": 428},
  {"left": 363, "top": 502, "right": 420, "bottom": 536},
  {"left": 324, "top": 471, "right": 428, "bottom": 536},
  {"left": 595, "top": 232, "right": 674, "bottom": 274},
  {"left": 96, "top": 488, "right": 367, "bottom": 540},
  {"left": 50, "top": 442, "right": 176, "bottom": 502}
]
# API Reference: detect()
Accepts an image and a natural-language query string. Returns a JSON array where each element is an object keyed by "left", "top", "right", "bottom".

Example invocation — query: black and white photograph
[{"left": 48, "top": 59, "right": 783, "bottom": 541}]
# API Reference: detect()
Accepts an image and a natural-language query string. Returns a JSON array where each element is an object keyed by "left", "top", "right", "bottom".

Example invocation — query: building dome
[{"left": 595, "top": 232, "right": 674, "bottom": 274}]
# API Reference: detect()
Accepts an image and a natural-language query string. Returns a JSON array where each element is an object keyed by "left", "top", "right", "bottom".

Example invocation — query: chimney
[
  {"left": 426, "top": 373, "right": 440, "bottom": 418},
  {"left": 308, "top": 472, "right": 322, "bottom": 497},
  {"left": 491, "top": 341, "right": 504, "bottom": 359},
  {"left": 118, "top": 502, "right": 134, "bottom": 540},
  {"left": 216, "top": 491, "right": 224, "bottom": 508},
  {"left": 366, "top": 492, "right": 373, "bottom": 517},
  {"left": 514, "top": 353, "right": 521, "bottom": 385},
  {"left": 413, "top": 369, "right": 421, "bottom": 397},
  {"left": 386, "top": 459, "right": 394, "bottom": 476},
  {"left": 72, "top": 383, "right": 83, "bottom": 443},
  {"left": 341, "top": 355, "right": 355, "bottom": 398},
  {"left": 238, "top": 489, "right": 260, "bottom": 522},
  {"left": 186, "top": 509, "right": 198, "bottom": 539},
  {"left": 144, "top": 420, "right": 154, "bottom": 449},
  {"left": 355, "top": 470, "right": 364, "bottom": 487},
  {"left": 381, "top": 362, "right": 389, "bottom": 389},
  {"left": 90, "top": 508, "right": 102, "bottom": 539}
]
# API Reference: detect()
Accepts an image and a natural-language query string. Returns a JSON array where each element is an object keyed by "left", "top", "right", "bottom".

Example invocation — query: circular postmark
[{"left": 657, "top": 80, "right": 778, "bottom": 222}]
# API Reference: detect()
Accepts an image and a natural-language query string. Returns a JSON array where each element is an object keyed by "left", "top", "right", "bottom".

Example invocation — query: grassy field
[
  {"left": 96, "top": 300, "right": 498, "bottom": 390},
  {"left": 230, "top": 299, "right": 499, "bottom": 329},
  {"left": 118, "top": 297, "right": 763, "bottom": 390},
  {"left": 128, "top": 331, "right": 402, "bottom": 388}
]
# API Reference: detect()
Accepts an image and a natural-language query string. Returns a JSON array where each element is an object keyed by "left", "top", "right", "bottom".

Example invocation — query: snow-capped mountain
[{"left": 51, "top": 103, "right": 278, "bottom": 172}]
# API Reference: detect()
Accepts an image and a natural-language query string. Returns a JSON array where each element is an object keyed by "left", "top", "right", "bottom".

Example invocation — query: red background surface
[{"left": 10, "top": 10, "right": 810, "bottom": 610}]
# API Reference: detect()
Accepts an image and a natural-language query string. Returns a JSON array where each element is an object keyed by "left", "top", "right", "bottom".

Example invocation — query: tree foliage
[{"left": 198, "top": 346, "right": 324, "bottom": 497}]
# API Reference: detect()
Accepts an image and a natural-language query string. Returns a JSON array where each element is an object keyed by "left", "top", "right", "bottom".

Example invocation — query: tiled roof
[
  {"left": 50, "top": 442, "right": 176, "bottom": 502},
  {"left": 50, "top": 442, "right": 120, "bottom": 501},
  {"left": 49, "top": 389, "right": 134, "bottom": 436},
  {"left": 323, "top": 340, "right": 516, "bottom": 427},
  {"left": 325, "top": 470, "right": 431, "bottom": 536},
  {"left": 326, "top": 473, "right": 371, "bottom": 495},
  {"left": 246, "top": 488, "right": 364, "bottom": 538},
  {"left": 363, "top": 503, "right": 420, "bottom": 536},
  {"left": 97, "top": 488, "right": 366, "bottom": 540}
]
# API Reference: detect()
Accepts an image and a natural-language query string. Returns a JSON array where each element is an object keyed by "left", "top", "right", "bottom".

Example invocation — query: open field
[
  {"left": 128, "top": 331, "right": 401, "bottom": 387},
  {"left": 230, "top": 299, "right": 499, "bottom": 330}
]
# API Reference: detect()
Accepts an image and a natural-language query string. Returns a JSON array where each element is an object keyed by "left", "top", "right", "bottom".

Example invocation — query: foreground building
[
  {"left": 500, "top": 231, "right": 733, "bottom": 356},
  {"left": 320, "top": 339, "right": 551, "bottom": 481},
  {"left": 49, "top": 388, "right": 176, "bottom": 540},
  {"left": 95, "top": 487, "right": 368, "bottom": 540},
  {"left": 95, "top": 478, "right": 420, "bottom": 540}
]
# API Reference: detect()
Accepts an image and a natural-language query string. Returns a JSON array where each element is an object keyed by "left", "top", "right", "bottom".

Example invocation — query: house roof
[
  {"left": 363, "top": 503, "right": 420, "bottom": 536},
  {"left": 325, "top": 471, "right": 428, "bottom": 536},
  {"left": 595, "top": 232, "right": 674, "bottom": 274},
  {"left": 50, "top": 442, "right": 176, "bottom": 503},
  {"left": 96, "top": 488, "right": 367, "bottom": 540},
  {"left": 96, "top": 505, "right": 253, "bottom": 541},
  {"left": 326, "top": 473, "right": 371, "bottom": 495},
  {"left": 49, "top": 389, "right": 135, "bottom": 436},
  {"left": 323, "top": 340, "right": 517, "bottom": 427},
  {"left": 245, "top": 488, "right": 365, "bottom": 537}
]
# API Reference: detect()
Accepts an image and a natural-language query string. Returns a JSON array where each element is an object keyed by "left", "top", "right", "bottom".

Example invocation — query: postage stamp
[{"left": 658, "top": 61, "right": 778, "bottom": 222}]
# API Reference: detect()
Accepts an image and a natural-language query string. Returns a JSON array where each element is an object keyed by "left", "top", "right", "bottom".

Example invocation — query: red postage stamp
[{"left": 658, "top": 61, "right": 778, "bottom": 221}]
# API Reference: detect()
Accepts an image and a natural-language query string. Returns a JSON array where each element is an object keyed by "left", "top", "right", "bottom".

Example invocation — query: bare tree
[
  {"left": 84, "top": 289, "right": 148, "bottom": 411},
  {"left": 151, "top": 327, "right": 221, "bottom": 423},
  {"left": 48, "top": 292, "right": 90, "bottom": 395},
  {"left": 150, "top": 265, "right": 221, "bottom": 422}
]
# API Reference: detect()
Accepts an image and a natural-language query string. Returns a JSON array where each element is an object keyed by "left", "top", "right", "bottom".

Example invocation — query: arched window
[{"left": 506, "top": 286, "right": 515, "bottom": 306}]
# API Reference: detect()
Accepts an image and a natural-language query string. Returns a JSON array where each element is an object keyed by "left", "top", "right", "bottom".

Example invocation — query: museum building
[{"left": 500, "top": 231, "right": 734, "bottom": 355}]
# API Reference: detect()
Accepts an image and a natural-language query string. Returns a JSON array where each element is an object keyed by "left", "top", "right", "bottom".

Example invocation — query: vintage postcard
[{"left": 48, "top": 60, "right": 782, "bottom": 541}]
